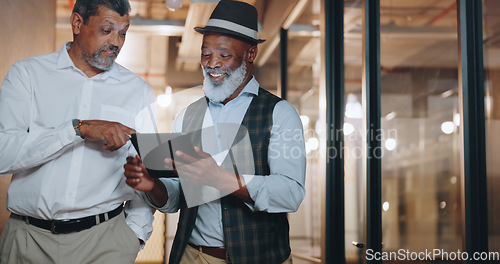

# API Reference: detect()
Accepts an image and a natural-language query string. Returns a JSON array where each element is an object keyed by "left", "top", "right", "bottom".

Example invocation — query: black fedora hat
[{"left": 194, "top": 0, "right": 265, "bottom": 44}]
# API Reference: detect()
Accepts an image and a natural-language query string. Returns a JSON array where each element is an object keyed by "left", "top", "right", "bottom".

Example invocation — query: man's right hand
[
  {"left": 124, "top": 155, "right": 155, "bottom": 192},
  {"left": 124, "top": 155, "right": 168, "bottom": 207},
  {"left": 79, "top": 120, "right": 135, "bottom": 151}
]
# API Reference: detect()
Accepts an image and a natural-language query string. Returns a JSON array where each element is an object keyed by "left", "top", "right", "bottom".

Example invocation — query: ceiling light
[
  {"left": 453, "top": 113, "right": 460, "bottom": 126},
  {"left": 300, "top": 115, "right": 310, "bottom": 127},
  {"left": 165, "top": 0, "right": 182, "bottom": 11},
  {"left": 450, "top": 176, "right": 457, "bottom": 184},
  {"left": 157, "top": 94, "right": 171, "bottom": 107},
  {"left": 441, "top": 90, "right": 454, "bottom": 98},
  {"left": 384, "top": 138, "right": 397, "bottom": 151},
  {"left": 385, "top": 111, "right": 396, "bottom": 121},
  {"left": 383, "top": 202, "right": 390, "bottom": 211},
  {"left": 343, "top": 122, "right": 355, "bottom": 136},
  {"left": 345, "top": 94, "right": 362, "bottom": 119},
  {"left": 157, "top": 86, "right": 172, "bottom": 107},
  {"left": 441, "top": 121, "right": 455, "bottom": 134},
  {"left": 306, "top": 137, "right": 319, "bottom": 152}
]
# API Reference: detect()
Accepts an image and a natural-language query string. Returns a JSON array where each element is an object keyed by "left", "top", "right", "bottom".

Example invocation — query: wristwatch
[{"left": 72, "top": 119, "right": 83, "bottom": 138}]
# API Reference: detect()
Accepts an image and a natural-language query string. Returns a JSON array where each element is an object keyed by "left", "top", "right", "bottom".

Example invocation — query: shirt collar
[
  {"left": 228, "top": 76, "right": 260, "bottom": 99},
  {"left": 98, "top": 63, "right": 121, "bottom": 81},
  {"left": 56, "top": 42, "right": 121, "bottom": 81},
  {"left": 56, "top": 42, "right": 75, "bottom": 70},
  {"left": 243, "top": 77, "right": 260, "bottom": 96}
]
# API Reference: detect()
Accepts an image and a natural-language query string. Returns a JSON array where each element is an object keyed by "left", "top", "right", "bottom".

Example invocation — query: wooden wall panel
[{"left": 0, "top": 0, "right": 56, "bottom": 235}]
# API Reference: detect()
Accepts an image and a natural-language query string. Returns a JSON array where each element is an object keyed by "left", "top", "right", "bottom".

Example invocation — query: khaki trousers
[
  {"left": 0, "top": 212, "right": 140, "bottom": 264},
  {"left": 180, "top": 244, "right": 293, "bottom": 264}
]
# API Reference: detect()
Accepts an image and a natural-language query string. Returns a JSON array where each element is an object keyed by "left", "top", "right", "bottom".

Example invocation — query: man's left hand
[{"left": 166, "top": 147, "right": 240, "bottom": 192}]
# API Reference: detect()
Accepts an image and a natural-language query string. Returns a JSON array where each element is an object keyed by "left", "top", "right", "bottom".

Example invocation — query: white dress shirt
[
  {"left": 149, "top": 77, "right": 306, "bottom": 246},
  {"left": 0, "top": 43, "right": 157, "bottom": 242}
]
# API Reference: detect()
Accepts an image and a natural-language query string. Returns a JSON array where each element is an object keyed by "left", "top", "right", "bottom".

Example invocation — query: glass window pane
[
  {"left": 379, "top": 0, "right": 463, "bottom": 261},
  {"left": 279, "top": 0, "right": 322, "bottom": 263},
  {"left": 344, "top": 0, "right": 364, "bottom": 263},
  {"left": 483, "top": 0, "right": 500, "bottom": 254}
]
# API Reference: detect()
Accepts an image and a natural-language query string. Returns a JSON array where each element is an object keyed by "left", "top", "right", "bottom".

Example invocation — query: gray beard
[
  {"left": 202, "top": 61, "right": 247, "bottom": 103},
  {"left": 85, "top": 46, "right": 118, "bottom": 71}
]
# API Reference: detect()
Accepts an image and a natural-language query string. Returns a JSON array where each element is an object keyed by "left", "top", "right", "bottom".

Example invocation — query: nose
[
  {"left": 205, "top": 56, "right": 222, "bottom": 69},
  {"left": 108, "top": 32, "right": 121, "bottom": 49}
]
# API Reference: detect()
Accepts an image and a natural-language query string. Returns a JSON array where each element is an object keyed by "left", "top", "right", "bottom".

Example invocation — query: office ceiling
[{"left": 54, "top": 0, "right": 500, "bottom": 96}]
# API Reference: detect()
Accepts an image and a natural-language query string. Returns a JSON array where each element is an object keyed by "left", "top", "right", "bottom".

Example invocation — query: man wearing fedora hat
[{"left": 124, "top": 1, "right": 306, "bottom": 263}]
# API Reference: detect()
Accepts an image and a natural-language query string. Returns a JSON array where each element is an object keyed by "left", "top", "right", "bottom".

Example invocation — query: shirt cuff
[
  {"left": 126, "top": 223, "right": 149, "bottom": 250},
  {"left": 242, "top": 174, "right": 259, "bottom": 211},
  {"left": 58, "top": 120, "right": 83, "bottom": 145},
  {"left": 143, "top": 178, "right": 180, "bottom": 213}
]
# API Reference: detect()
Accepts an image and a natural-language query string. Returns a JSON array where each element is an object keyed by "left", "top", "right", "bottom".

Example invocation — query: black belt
[
  {"left": 11, "top": 205, "right": 123, "bottom": 234},
  {"left": 188, "top": 243, "right": 229, "bottom": 261}
]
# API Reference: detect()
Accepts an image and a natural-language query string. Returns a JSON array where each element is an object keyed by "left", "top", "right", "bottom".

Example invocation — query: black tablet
[{"left": 130, "top": 133, "right": 199, "bottom": 178}]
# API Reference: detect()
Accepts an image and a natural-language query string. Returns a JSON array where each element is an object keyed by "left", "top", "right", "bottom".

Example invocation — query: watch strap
[{"left": 72, "top": 119, "right": 83, "bottom": 138}]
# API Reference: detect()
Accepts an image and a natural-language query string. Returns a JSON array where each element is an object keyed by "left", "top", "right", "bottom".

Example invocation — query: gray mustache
[{"left": 204, "top": 69, "right": 230, "bottom": 75}]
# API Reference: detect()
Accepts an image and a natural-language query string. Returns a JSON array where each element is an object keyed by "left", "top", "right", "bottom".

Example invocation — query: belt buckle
[
  {"left": 50, "top": 221, "right": 57, "bottom": 234},
  {"left": 51, "top": 220, "right": 71, "bottom": 234}
]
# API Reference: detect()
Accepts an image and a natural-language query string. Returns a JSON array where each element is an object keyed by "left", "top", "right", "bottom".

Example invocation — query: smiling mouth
[
  {"left": 208, "top": 72, "right": 228, "bottom": 83},
  {"left": 210, "top": 72, "right": 225, "bottom": 77}
]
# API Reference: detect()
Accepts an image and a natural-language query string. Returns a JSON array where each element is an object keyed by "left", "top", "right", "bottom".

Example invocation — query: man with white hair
[{"left": 124, "top": 1, "right": 306, "bottom": 263}]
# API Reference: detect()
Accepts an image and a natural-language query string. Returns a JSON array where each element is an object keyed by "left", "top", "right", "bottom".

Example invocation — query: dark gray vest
[{"left": 168, "top": 88, "right": 291, "bottom": 264}]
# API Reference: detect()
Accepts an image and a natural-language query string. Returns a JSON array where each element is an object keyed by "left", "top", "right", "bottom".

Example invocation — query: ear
[
  {"left": 246, "top": 45, "right": 258, "bottom": 63},
  {"left": 70, "top": 12, "right": 83, "bottom": 35}
]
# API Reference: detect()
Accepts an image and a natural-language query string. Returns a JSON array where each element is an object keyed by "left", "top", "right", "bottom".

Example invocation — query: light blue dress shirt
[{"left": 150, "top": 77, "right": 306, "bottom": 246}]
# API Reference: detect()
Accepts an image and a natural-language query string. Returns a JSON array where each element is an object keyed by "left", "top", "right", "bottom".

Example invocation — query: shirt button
[{"left": 217, "top": 162, "right": 222, "bottom": 166}]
